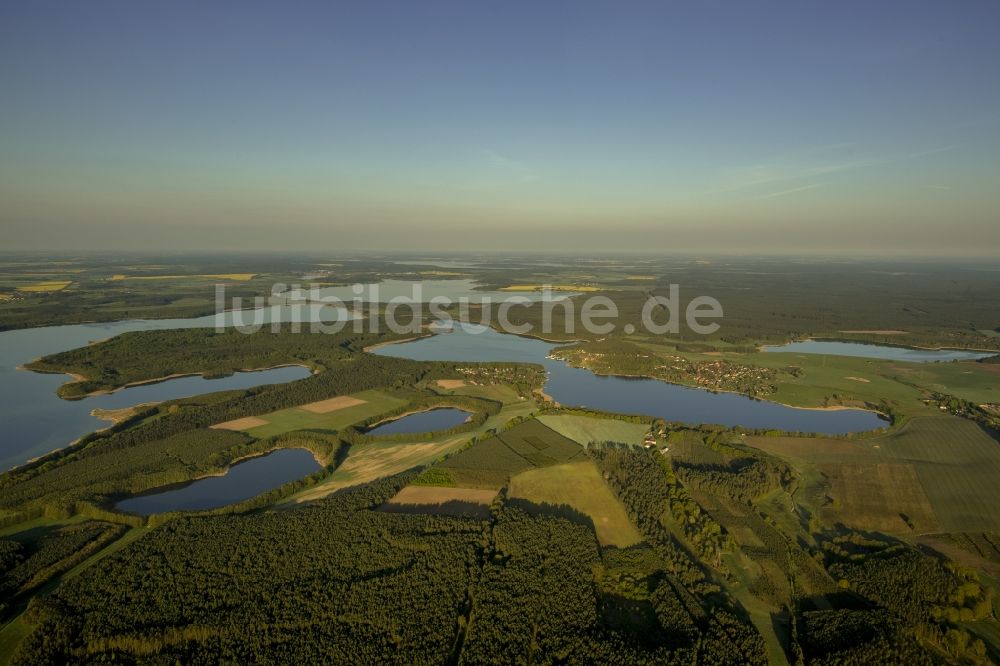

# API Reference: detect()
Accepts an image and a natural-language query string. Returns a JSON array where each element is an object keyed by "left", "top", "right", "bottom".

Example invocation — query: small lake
[
  {"left": 374, "top": 323, "right": 887, "bottom": 434},
  {"left": 366, "top": 408, "right": 472, "bottom": 435},
  {"left": 115, "top": 448, "right": 320, "bottom": 515},
  {"left": 763, "top": 340, "right": 996, "bottom": 363}
]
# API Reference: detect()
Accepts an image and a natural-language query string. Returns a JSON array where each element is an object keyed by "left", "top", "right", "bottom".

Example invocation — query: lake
[
  {"left": 0, "top": 278, "right": 578, "bottom": 470},
  {"left": 0, "top": 279, "right": 907, "bottom": 471},
  {"left": 374, "top": 323, "right": 887, "bottom": 434},
  {"left": 0, "top": 305, "right": 339, "bottom": 471},
  {"left": 366, "top": 408, "right": 472, "bottom": 435},
  {"left": 115, "top": 448, "right": 320, "bottom": 515},
  {"left": 762, "top": 340, "right": 996, "bottom": 363}
]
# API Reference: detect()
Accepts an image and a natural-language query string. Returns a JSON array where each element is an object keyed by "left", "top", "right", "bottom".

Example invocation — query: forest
[{"left": 2, "top": 256, "right": 1000, "bottom": 663}]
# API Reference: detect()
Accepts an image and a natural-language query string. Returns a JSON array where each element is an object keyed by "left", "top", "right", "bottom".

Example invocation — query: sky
[{"left": 1, "top": 0, "right": 999, "bottom": 256}]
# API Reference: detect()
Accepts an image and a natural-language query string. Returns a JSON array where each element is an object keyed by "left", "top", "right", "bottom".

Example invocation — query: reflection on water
[
  {"left": 374, "top": 323, "right": 887, "bottom": 434},
  {"left": 115, "top": 448, "right": 320, "bottom": 515},
  {"left": 366, "top": 408, "right": 472, "bottom": 435},
  {"left": 762, "top": 340, "right": 995, "bottom": 363},
  {"left": 0, "top": 306, "right": 331, "bottom": 470}
]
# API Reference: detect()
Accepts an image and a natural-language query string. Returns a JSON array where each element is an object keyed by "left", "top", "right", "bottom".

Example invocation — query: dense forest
[{"left": 3, "top": 417, "right": 997, "bottom": 663}]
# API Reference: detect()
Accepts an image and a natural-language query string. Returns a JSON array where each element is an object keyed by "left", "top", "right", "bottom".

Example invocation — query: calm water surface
[
  {"left": 762, "top": 340, "right": 995, "bottom": 362},
  {"left": 367, "top": 408, "right": 472, "bottom": 435},
  {"left": 374, "top": 323, "right": 887, "bottom": 434},
  {"left": 115, "top": 448, "right": 320, "bottom": 515},
  {"left": 0, "top": 305, "right": 341, "bottom": 470}
]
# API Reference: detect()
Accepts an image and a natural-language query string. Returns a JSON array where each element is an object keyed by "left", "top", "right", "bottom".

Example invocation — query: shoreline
[
  {"left": 90, "top": 402, "right": 160, "bottom": 426},
  {"left": 364, "top": 405, "right": 475, "bottom": 432},
  {"left": 21, "top": 363, "right": 315, "bottom": 399},
  {"left": 0, "top": 304, "right": 268, "bottom": 335},
  {"left": 763, "top": 336, "right": 1000, "bottom": 356},
  {"left": 362, "top": 332, "right": 432, "bottom": 353},
  {"left": 112, "top": 446, "right": 326, "bottom": 513},
  {"left": 380, "top": 324, "right": 890, "bottom": 424},
  {"left": 549, "top": 354, "right": 890, "bottom": 421}
]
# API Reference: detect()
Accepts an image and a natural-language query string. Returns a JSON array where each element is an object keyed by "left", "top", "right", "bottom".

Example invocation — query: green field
[
  {"left": 242, "top": 390, "right": 407, "bottom": 438},
  {"left": 749, "top": 415, "right": 1000, "bottom": 534},
  {"left": 537, "top": 414, "right": 649, "bottom": 447},
  {"left": 291, "top": 389, "right": 540, "bottom": 501},
  {"left": 436, "top": 382, "right": 526, "bottom": 405},
  {"left": 437, "top": 419, "right": 586, "bottom": 489},
  {"left": 879, "top": 416, "right": 1000, "bottom": 532},
  {"left": 507, "top": 460, "right": 643, "bottom": 547}
]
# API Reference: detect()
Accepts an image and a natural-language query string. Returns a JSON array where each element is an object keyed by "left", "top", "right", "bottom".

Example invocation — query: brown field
[
  {"left": 435, "top": 379, "right": 467, "bottom": 389},
  {"left": 916, "top": 535, "right": 1000, "bottom": 578},
  {"left": 299, "top": 395, "right": 367, "bottom": 414},
  {"left": 292, "top": 438, "right": 467, "bottom": 502},
  {"left": 382, "top": 486, "right": 497, "bottom": 517},
  {"left": 821, "top": 462, "right": 938, "bottom": 533},
  {"left": 211, "top": 416, "right": 270, "bottom": 431},
  {"left": 110, "top": 273, "right": 256, "bottom": 281},
  {"left": 17, "top": 280, "right": 72, "bottom": 292},
  {"left": 388, "top": 485, "right": 497, "bottom": 506},
  {"left": 845, "top": 376, "right": 870, "bottom": 383}
]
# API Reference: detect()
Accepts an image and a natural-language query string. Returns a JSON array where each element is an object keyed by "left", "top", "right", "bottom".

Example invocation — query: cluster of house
[{"left": 642, "top": 427, "right": 670, "bottom": 455}]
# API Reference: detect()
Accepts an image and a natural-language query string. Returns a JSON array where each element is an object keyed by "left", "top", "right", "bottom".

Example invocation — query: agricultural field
[
  {"left": 507, "top": 460, "right": 643, "bottom": 547},
  {"left": 886, "top": 360, "right": 1000, "bottom": 405},
  {"left": 290, "top": 438, "right": 469, "bottom": 502},
  {"left": 289, "top": 387, "right": 541, "bottom": 502},
  {"left": 109, "top": 273, "right": 256, "bottom": 281},
  {"left": 435, "top": 382, "right": 524, "bottom": 405},
  {"left": 747, "top": 415, "right": 1000, "bottom": 534},
  {"left": 434, "top": 418, "right": 587, "bottom": 489},
  {"left": 917, "top": 533, "right": 1000, "bottom": 578},
  {"left": 536, "top": 414, "right": 649, "bottom": 447},
  {"left": 15, "top": 280, "right": 72, "bottom": 292},
  {"left": 214, "top": 390, "right": 407, "bottom": 438},
  {"left": 878, "top": 417, "right": 1000, "bottom": 533},
  {"left": 499, "top": 284, "right": 601, "bottom": 292},
  {"left": 381, "top": 485, "right": 497, "bottom": 518}
]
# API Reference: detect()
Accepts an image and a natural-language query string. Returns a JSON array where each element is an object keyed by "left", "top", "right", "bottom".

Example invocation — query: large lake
[
  {"left": 115, "top": 448, "right": 320, "bottom": 515},
  {"left": 374, "top": 323, "right": 887, "bottom": 434},
  {"left": 7, "top": 280, "right": 949, "bottom": 470},
  {"left": 763, "top": 340, "right": 996, "bottom": 362},
  {"left": 0, "top": 310, "right": 326, "bottom": 471}
]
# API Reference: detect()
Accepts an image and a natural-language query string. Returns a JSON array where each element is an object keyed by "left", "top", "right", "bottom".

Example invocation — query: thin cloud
[
  {"left": 708, "top": 142, "right": 963, "bottom": 197},
  {"left": 706, "top": 159, "right": 875, "bottom": 195},
  {"left": 482, "top": 150, "right": 537, "bottom": 184},
  {"left": 905, "top": 144, "right": 961, "bottom": 159},
  {"left": 755, "top": 182, "right": 827, "bottom": 199},
  {"left": 922, "top": 184, "right": 952, "bottom": 190}
]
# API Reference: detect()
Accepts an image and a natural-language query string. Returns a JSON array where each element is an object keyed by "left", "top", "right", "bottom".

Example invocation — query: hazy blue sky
[{"left": 2, "top": 1, "right": 999, "bottom": 255}]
